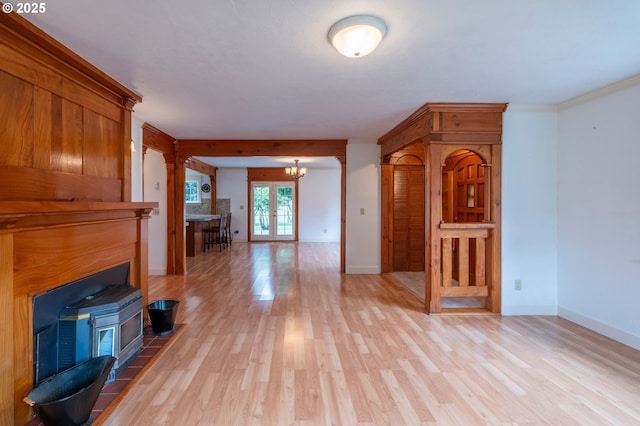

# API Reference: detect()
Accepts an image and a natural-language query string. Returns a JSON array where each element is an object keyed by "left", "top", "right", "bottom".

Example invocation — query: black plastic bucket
[
  {"left": 24, "top": 355, "right": 115, "bottom": 426},
  {"left": 147, "top": 299, "right": 180, "bottom": 335}
]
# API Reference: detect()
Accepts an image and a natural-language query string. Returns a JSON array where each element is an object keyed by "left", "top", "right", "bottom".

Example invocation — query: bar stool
[{"left": 203, "top": 214, "right": 226, "bottom": 252}]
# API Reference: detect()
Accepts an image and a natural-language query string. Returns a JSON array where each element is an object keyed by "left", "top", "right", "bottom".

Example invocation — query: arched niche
[{"left": 442, "top": 149, "right": 488, "bottom": 224}]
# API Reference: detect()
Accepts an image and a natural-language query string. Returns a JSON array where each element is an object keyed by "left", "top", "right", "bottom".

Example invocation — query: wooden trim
[
  {"left": 176, "top": 139, "right": 347, "bottom": 157},
  {"left": 0, "top": 232, "right": 13, "bottom": 426},
  {"left": 0, "top": 12, "right": 141, "bottom": 105},
  {"left": 186, "top": 158, "right": 218, "bottom": 176},
  {"left": 440, "top": 222, "right": 496, "bottom": 230},
  {"left": 378, "top": 103, "right": 508, "bottom": 158},
  {"left": 441, "top": 286, "right": 489, "bottom": 297},
  {"left": 142, "top": 123, "right": 176, "bottom": 154}
]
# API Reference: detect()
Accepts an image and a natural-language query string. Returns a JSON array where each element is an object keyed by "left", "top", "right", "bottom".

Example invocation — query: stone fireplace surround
[{"left": 0, "top": 202, "right": 156, "bottom": 424}]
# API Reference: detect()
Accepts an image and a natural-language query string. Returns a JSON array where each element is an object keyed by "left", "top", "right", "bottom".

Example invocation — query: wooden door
[
  {"left": 393, "top": 165, "right": 425, "bottom": 271},
  {"left": 454, "top": 155, "right": 485, "bottom": 223}
]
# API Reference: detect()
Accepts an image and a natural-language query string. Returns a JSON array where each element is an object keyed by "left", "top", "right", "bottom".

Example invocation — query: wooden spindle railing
[{"left": 439, "top": 223, "right": 495, "bottom": 298}]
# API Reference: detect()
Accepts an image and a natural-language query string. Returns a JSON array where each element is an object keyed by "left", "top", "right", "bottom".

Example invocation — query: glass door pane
[
  {"left": 251, "top": 184, "right": 271, "bottom": 240},
  {"left": 276, "top": 184, "right": 294, "bottom": 239}
]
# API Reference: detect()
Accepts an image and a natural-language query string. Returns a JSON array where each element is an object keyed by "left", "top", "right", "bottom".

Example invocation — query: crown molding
[{"left": 558, "top": 74, "right": 640, "bottom": 110}]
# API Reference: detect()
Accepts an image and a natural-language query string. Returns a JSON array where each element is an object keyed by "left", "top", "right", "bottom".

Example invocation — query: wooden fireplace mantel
[{"left": 0, "top": 201, "right": 157, "bottom": 424}]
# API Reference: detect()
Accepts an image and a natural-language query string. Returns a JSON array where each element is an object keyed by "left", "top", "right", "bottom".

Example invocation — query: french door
[{"left": 250, "top": 182, "right": 295, "bottom": 241}]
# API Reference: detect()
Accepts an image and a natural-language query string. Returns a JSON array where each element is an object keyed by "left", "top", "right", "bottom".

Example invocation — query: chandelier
[{"left": 285, "top": 159, "right": 306, "bottom": 180}]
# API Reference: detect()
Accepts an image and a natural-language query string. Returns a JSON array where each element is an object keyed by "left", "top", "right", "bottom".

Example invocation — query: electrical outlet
[{"left": 514, "top": 279, "right": 522, "bottom": 291}]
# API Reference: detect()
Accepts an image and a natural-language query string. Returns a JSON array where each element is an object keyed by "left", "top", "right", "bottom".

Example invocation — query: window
[{"left": 185, "top": 180, "right": 200, "bottom": 203}]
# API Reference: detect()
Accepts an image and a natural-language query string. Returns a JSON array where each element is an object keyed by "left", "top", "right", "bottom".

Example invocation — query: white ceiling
[{"left": 25, "top": 1, "right": 640, "bottom": 166}]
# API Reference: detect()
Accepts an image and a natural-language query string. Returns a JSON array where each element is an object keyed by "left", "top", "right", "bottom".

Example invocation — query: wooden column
[
  {"left": 425, "top": 143, "right": 443, "bottom": 313},
  {"left": 135, "top": 210, "right": 152, "bottom": 306},
  {"left": 174, "top": 155, "right": 187, "bottom": 274},
  {"left": 209, "top": 174, "right": 217, "bottom": 214},
  {"left": 338, "top": 155, "right": 347, "bottom": 274},
  {"left": 380, "top": 163, "right": 394, "bottom": 273},
  {"left": 163, "top": 153, "right": 177, "bottom": 275},
  {"left": 486, "top": 144, "right": 502, "bottom": 312}
]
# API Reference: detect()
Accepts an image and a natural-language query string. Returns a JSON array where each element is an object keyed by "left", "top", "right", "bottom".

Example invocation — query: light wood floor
[{"left": 100, "top": 242, "right": 640, "bottom": 425}]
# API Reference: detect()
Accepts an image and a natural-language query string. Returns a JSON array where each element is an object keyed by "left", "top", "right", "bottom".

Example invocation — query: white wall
[
  {"left": 345, "top": 140, "right": 381, "bottom": 273},
  {"left": 216, "top": 167, "right": 342, "bottom": 243},
  {"left": 143, "top": 149, "right": 168, "bottom": 275},
  {"left": 131, "top": 118, "right": 144, "bottom": 202},
  {"left": 557, "top": 81, "right": 640, "bottom": 350},
  {"left": 216, "top": 168, "right": 249, "bottom": 242},
  {"left": 501, "top": 108, "right": 559, "bottom": 315},
  {"left": 299, "top": 169, "right": 341, "bottom": 242}
]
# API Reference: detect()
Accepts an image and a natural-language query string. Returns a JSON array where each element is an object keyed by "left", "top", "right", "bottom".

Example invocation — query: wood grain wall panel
[
  {"left": 0, "top": 71, "right": 34, "bottom": 167},
  {"left": 33, "top": 86, "right": 53, "bottom": 169},
  {"left": 440, "top": 112, "right": 503, "bottom": 133},
  {"left": 83, "top": 109, "right": 121, "bottom": 178},
  {"left": 51, "top": 98, "right": 84, "bottom": 174},
  {"left": 13, "top": 220, "right": 137, "bottom": 272},
  {"left": 13, "top": 243, "right": 137, "bottom": 297},
  {"left": 0, "top": 42, "right": 123, "bottom": 123},
  {"left": 0, "top": 166, "right": 122, "bottom": 202}
]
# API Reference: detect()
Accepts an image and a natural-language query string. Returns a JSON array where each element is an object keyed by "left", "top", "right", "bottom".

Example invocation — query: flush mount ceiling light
[{"left": 328, "top": 15, "right": 387, "bottom": 58}]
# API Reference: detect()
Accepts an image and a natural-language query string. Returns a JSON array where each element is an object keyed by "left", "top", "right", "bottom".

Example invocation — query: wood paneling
[
  {"left": 392, "top": 165, "right": 425, "bottom": 272},
  {"left": 378, "top": 103, "right": 507, "bottom": 158},
  {"left": 0, "top": 233, "right": 13, "bottom": 425},
  {"left": 0, "top": 166, "right": 122, "bottom": 202},
  {"left": 0, "top": 71, "right": 33, "bottom": 167},
  {"left": 84, "top": 109, "right": 121, "bottom": 178},
  {"left": 0, "top": 12, "right": 140, "bottom": 204}
]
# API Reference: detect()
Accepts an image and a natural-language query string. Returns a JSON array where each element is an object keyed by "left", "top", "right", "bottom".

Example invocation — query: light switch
[{"left": 360, "top": 208, "right": 365, "bottom": 215}]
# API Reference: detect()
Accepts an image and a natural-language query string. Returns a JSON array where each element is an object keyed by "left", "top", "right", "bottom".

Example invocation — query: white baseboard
[
  {"left": 501, "top": 305, "right": 558, "bottom": 316},
  {"left": 558, "top": 307, "right": 640, "bottom": 351},
  {"left": 149, "top": 267, "right": 167, "bottom": 276},
  {"left": 345, "top": 266, "right": 380, "bottom": 274}
]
